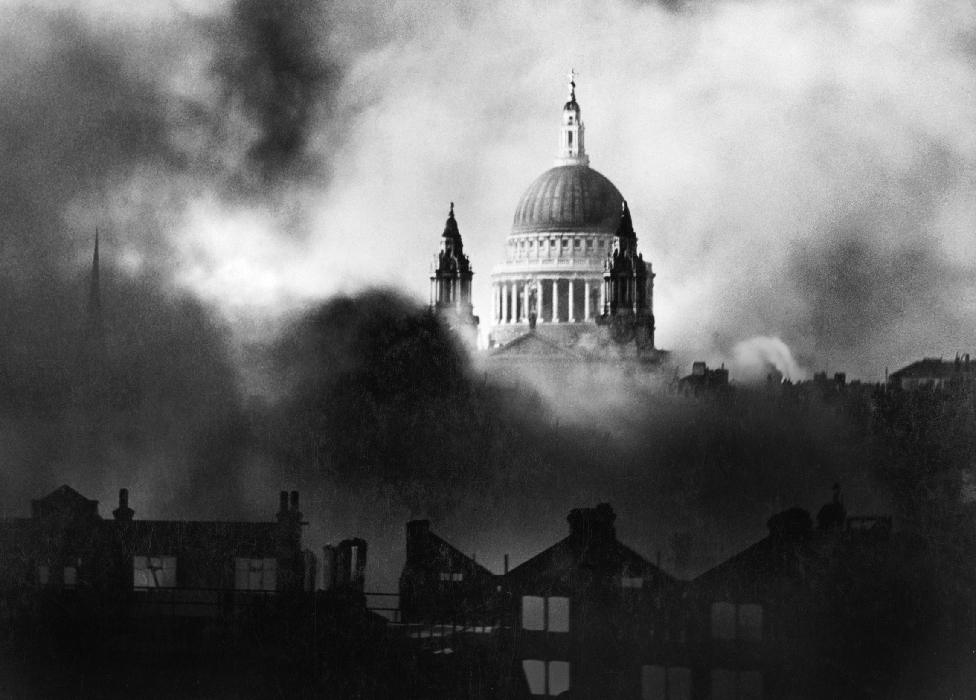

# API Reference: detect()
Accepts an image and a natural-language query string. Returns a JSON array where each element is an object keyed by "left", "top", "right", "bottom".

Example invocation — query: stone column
[
  {"left": 536, "top": 279, "right": 544, "bottom": 323},
  {"left": 552, "top": 278, "right": 560, "bottom": 323},
  {"left": 568, "top": 279, "right": 575, "bottom": 322},
  {"left": 522, "top": 280, "right": 530, "bottom": 323},
  {"left": 584, "top": 279, "right": 591, "bottom": 320},
  {"left": 510, "top": 282, "right": 518, "bottom": 324},
  {"left": 600, "top": 278, "right": 606, "bottom": 314}
]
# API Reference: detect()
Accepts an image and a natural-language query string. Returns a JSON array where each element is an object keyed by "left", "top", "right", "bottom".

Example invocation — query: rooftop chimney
[
  {"left": 113, "top": 488, "right": 134, "bottom": 522},
  {"left": 567, "top": 503, "right": 616, "bottom": 542}
]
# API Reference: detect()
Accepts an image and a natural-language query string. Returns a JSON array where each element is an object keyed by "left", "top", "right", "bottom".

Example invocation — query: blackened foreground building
[
  {"left": 397, "top": 496, "right": 975, "bottom": 699},
  {"left": 0, "top": 485, "right": 315, "bottom": 600},
  {"left": 0, "top": 486, "right": 398, "bottom": 699}
]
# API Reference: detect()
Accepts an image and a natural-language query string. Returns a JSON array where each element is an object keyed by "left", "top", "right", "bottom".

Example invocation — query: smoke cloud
[
  {"left": 732, "top": 335, "right": 808, "bottom": 383},
  {"left": 0, "top": 0, "right": 972, "bottom": 603}
]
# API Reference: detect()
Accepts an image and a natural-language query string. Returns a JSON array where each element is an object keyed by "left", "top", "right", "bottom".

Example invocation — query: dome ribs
[{"left": 512, "top": 165, "right": 623, "bottom": 234}]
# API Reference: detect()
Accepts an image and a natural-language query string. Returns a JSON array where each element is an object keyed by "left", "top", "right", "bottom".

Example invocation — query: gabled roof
[
  {"left": 426, "top": 530, "right": 496, "bottom": 579},
  {"left": 507, "top": 534, "right": 674, "bottom": 588},
  {"left": 31, "top": 485, "right": 100, "bottom": 520},
  {"left": 488, "top": 331, "right": 587, "bottom": 361}
]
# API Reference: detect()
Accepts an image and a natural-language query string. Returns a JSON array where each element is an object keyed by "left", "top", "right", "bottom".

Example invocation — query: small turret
[{"left": 429, "top": 203, "right": 479, "bottom": 348}]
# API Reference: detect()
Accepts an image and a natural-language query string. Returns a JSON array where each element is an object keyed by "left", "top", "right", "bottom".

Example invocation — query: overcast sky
[{"left": 4, "top": 0, "right": 975, "bottom": 382}]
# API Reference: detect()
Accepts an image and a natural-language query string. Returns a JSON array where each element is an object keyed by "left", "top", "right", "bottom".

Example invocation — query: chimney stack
[
  {"left": 113, "top": 488, "right": 134, "bottom": 522},
  {"left": 567, "top": 503, "right": 617, "bottom": 542}
]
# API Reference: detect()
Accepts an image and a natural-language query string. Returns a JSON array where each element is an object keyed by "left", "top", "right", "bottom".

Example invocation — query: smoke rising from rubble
[{"left": 732, "top": 336, "right": 808, "bottom": 383}]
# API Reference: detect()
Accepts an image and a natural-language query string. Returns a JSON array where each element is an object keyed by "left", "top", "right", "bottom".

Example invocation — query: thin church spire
[{"left": 87, "top": 229, "right": 103, "bottom": 338}]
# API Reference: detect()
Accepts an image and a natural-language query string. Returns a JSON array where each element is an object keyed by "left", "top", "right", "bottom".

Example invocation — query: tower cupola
[{"left": 555, "top": 69, "right": 589, "bottom": 167}]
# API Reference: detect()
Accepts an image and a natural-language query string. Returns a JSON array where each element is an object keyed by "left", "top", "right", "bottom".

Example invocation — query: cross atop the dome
[{"left": 568, "top": 68, "right": 577, "bottom": 100}]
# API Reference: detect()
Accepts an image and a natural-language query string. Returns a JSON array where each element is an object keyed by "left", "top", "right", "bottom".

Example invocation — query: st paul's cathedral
[{"left": 429, "top": 72, "right": 666, "bottom": 369}]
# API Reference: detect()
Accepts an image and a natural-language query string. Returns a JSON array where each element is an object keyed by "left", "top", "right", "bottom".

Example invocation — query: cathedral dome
[{"left": 512, "top": 165, "right": 624, "bottom": 234}]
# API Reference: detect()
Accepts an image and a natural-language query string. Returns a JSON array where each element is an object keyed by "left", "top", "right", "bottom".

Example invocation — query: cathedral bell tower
[
  {"left": 600, "top": 201, "right": 655, "bottom": 347},
  {"left": 430, "top": 203, "right": 479, "bottom": 348},
  {"left": 555, "top": 69, "right": 589, "bottom": 167}
]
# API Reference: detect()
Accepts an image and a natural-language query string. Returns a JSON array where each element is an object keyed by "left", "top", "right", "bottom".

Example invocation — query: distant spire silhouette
[{"left": 87, "top": 230, "right": 103, "bottom": 339}]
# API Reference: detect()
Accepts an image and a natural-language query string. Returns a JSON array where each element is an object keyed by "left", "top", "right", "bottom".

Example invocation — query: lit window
[
  {"left": 710, "top": 602, "right": 736, "bottom": 640},
  {"left": 522, "top": 596, "right": 545, "bottom": 630},
  {"left": 234, "top": 558, "right": 277, "bottom": 591},
  {"left": 549, "top": 661, "right": 570, "bottom": 696},
  {"left": 523, "top": 660, "right": 545, "bottom": 695},
  {"left": 521, "top": 595, "right": 569, "bottom": 632},
  {"left": 133, "top": 556, "right": 177, "bottom": 588},
  {"left": 548, "top": 596, "right": 570, "bottom": 632},
  {"left": 522, "top": 659, "right": 570, "bottom": 696},
  {"left": 622, "top": 576, "right": 644, "bottom": 588},
  {"left": 452, "top": 572, "right": 464, "bottom": 582},
  {"left": 63, "top": 566, "right": 77, "bottom": 589},
  {"left": 439, "top": 572, "right": 451, "bottom": 582}
]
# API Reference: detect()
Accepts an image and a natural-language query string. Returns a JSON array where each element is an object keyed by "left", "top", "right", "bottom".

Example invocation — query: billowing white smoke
[{"left": 731, "top": 336, "right": 808, "bottom": 383}]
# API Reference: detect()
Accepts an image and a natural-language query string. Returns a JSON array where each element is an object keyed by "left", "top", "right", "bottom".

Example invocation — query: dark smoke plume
[
  {"left": 209, "top": 0, "right": 337, "bottom": 187},
  {"left": 0, "top": 8, "right": 250, "bottom": 517}
]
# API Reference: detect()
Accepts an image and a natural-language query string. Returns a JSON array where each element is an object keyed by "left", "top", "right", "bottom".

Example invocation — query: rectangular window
[
  {"left": 548, "top": 661, "right": 570, "bottom": 696},
  {"left": 711, "top": 602, "right": 736, "bottom": 640},
  {"left": 521, "top": 595, "right": 569, "bottom": 632},
  {"left": 547, "top": 596, "right": 570, "bottom": 632},
  {"left": 523, "top": 659, "right": 546, "bottom": 695},
  {"left": 522, "top": 659, "right": 570, "bottom": 696},
  {"left": 37, "top": 565, "right": 49, "bottom": 586},
  {"left": 622, "top": 576, "right": 644, "bottom": 588},
  {"left": 522, "top": 595, "right": 545, "bottom": 630},
  {"left": 63, "top": 566, "right": 77, "bottom": 589},
  {"left": 133, "top": 556, "right": 177, "bottom": 588},
  {"left": 234, "top": 558, "right": 277, "bottom": 591},
  {"left": 452, "top": 572, "right": 464, "bottom": 582},
  {"left": 439, "top": 572, "right": 451, "bottom": 582},
  {"left": 568, "top": 132, "right": 573, "bottom": 146}
]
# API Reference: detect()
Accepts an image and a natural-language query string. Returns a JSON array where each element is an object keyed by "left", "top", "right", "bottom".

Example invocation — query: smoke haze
[{"left": 0, "top": 0, "right": 973, "bottom": 588}]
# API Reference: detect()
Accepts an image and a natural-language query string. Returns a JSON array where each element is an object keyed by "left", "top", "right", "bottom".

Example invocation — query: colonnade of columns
[{"left": 491, "top": 277, "right": 606, "bottom": 324}]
